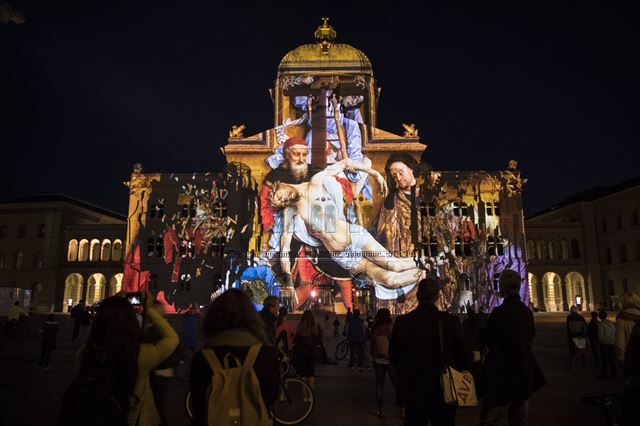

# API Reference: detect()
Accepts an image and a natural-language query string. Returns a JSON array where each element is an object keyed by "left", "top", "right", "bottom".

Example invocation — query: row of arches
[
  {"left": 63, "top": 273, "right": 124, "bottom": 309},
  {"left": 527, "top": 271, "right": 588, "bottom": 311},
  {"left": 67, "top": 239, "right": 123, "bottom": 262},
  {"left": 526, "top": 239, "right": 580, "bottom": 261}
]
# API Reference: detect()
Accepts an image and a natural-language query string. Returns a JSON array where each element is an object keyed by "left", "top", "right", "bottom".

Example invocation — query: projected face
[
  {"left": 272, "top": 184, "right": 300, "bottom": 208},
  {"left": 389, "top": 161, "right": 416, "bottom": 191}
]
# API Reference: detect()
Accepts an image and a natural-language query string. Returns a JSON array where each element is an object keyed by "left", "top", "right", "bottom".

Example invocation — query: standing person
[
  {"left": 77, "top": 306, "right": 93, "bottom": 344},
  {"left": 615, "top": 293, "right": 640, "bottom": 361},
  {"left": 275, "top": 307, "right": 295, "bottom": 353},
  {"left": 622, "top": 321, "right": 640, "bottom": 426},
  {"left": 58, "top": 292, "right": 179, "bottom": 426},
  {"left": 479, "top": 269, "right": 546, "bottom": 426},
  {"left": 38, "top": 314, "right": 58, "bottom": 370},
  {"left": 347, "top": 308, "right": 367, "bottom": 370},
  {"left": 70, "top": 299, "right": 85, "bottom": 341},
  {"left": 189, "top": 289, "right": 278, "bottom": 426},
  {"left": 598, "top": 310, "right": 617, "bottom": 380},
  {"left": 587, "top": 311, "right": 600, "bottom": 368},
  {"left": 390, "top": 277, "right": 471, "bottom": 426},
  {"left": 370, "top": 308, "right": 397, "bottom": 419},
  {"left": 566, "top": 306, "right": 587, "bottom": 369},
  {"left": 260, "top": 295, "right": 279, "bottom": 346},
  {"left": 294, "top": 311, "right": 321, "bottom": 391},
  {"left": 333, "top": 316, "right": 340, "bottom": 338}
]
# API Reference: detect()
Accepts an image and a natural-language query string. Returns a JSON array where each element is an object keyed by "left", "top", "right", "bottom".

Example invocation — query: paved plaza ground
[{"left": 0, "top": 312, "right": 624, "bottom": 426}]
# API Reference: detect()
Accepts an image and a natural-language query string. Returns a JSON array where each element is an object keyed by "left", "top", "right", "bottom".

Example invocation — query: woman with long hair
[
  {"left": 370, "top": 308, "right": 398, "bottom": 418},
  {"left": 293, "top": 310, "right": 320, "bottom": 390},
  {"left": 59, "top": 292, "right": 179, "bottom": 426},
  {"left": 189, "top": 289, "right": 279, "bottom": 426}
]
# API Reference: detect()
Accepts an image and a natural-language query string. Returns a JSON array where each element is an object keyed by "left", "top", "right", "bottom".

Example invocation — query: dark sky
[{"left": 2, "top": 0, "right": 638, "bottom": 216}]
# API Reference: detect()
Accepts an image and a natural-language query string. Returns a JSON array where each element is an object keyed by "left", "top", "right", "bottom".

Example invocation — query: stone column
[{"left": 560, "top": 280, "right": 569, "bottom": 311}]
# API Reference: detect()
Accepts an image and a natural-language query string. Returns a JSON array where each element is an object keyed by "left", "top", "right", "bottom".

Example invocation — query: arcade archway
[{"left": 63, "top": 273, "right": 84, "bottom": 312}]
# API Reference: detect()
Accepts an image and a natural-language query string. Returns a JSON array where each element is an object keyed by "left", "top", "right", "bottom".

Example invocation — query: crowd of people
[{"left": 0, "top": 270, "right": 634, "bottom": 425}]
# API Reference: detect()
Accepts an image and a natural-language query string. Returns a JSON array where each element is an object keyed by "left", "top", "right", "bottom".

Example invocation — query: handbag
[
  {"left": 572, "top": 337, "right": 587, "bottom": 350},
  {"left": 438, "top": 320, "right": 478, "bottom": 407}
]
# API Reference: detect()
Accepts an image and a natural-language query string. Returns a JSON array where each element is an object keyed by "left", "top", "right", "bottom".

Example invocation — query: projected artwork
[{"left": 123, "top": 19, "right": 528, "bottom": 314}]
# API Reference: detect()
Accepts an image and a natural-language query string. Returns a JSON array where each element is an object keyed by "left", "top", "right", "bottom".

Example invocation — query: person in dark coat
[
  {"left": 479, "top": 269, "right": 546, "bottom": 426},
  {"left": 259, "top": 296, "right": 279, "bottom": 346},
  {"left": 390, "top": 277, "right": 472, "bottom": 426},
  {"left": 587, "top": 311, "right": 600, "bottom": 368},
  {"left": 622, "top": 321, "right": 640, "bottom": 426},
  {"left": 70, "top": 299, "right": 85, "bottom": 341},
  {"left": 566, "top": 306, "right": 587, "bottom": 369},
  {"left": 346, "top": 309, "right": 367, "bottom": 370},
  {"left": 38, "top": 314, "right": 59, "bottom": 369}
]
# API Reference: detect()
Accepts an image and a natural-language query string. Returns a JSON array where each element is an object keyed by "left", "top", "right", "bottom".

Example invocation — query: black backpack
[{"left": 58, "top": 375, "right": 128, "bottom": 426}]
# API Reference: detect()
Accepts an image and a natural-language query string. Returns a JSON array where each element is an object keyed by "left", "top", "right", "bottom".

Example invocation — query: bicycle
[
  {"left": 581, "top": 394, "right": 622, "bottom": 426},
  {"left": 335, "top": 339, "right": 349, "bottom": 361}
]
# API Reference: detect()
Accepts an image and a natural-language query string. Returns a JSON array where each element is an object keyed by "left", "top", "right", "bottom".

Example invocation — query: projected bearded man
[{"left": 269, "top": 159, "right": 425, "bottom": 295}]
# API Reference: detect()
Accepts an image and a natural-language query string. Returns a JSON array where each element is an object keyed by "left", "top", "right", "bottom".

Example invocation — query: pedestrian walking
[
  {"left": 70, "top": 299, "right": 85, "bottom": 341},
  {"left": 597, "top": 310, "right": 617, "bottom": 380},
  {"left": 566, "top": 306, "right": 587, "bottom": 369},
  {"left": 479, "top": 269, "right": 546, "bottom": 426},
  {"left": 587, "top": 311, "right": 600, "bottom": 368},
  {"left": 259, "top": 295, "right": 279, "bottom": 346},
  {"left": 615, "top": 293, "right": 640, "bottom": 361},
  {"left": 38, "top": 314, "right": 58, "bottom": 369},
  {"left": 370, "top": 308, "right": 397, "bottom": 419},
  {"left": 346, "top": 308, "right": 367, "bottom": 370},
  {"left": 390, "top": 277, "right": 472, "bottom": 426},
  {"left": 293, "top": 311, "right": 321, "bottom": 391},
  {"left": 58, "top": 292, "right": 179, "bottom": 426},
  {"left": 189, "top": 289, "right": 278, "bottom": 426},
  {"left": 333, "top": 316, "right": 340, "bottom": 338}
]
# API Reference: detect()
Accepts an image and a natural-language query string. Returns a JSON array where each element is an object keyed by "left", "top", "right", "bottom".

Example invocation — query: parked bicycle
[{"left": 335, "top": 339, "right": 349, "bottom": 361}]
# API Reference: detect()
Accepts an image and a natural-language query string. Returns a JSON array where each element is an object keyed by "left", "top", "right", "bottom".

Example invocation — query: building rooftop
[{"left": 0, "top": 193, "right": 126, "bottom": 221}]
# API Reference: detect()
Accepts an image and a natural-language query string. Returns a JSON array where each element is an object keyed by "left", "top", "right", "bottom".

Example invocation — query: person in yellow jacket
[{"left": 66, "top": 291, "right": 178, "bottom": 426}]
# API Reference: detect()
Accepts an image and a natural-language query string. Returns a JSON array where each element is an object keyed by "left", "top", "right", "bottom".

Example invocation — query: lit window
[{"left": 14, "top": 251, "right": 24, "bottom": 269}]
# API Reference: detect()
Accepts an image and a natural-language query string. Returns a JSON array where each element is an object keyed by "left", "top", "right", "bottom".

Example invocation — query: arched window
[
  {"left": 496, "top": 236, "right": 504, "bottom": 256},
  {"left": 419, "top": 201, "right": 428, "bottom": 217},
  {"left": 213, "top": 202, "right": 227, "bottom": 218},
  {"left": 454, "top": 237, "right": 462, "bottom": 256},
  {"left": 0, "top": 251, "right": 4, "bottom": 269},
  {"left": 487, "top": 236, "right": 496, "bottom": 256},
  {"left": 453, "top": 202, "right": 468, "bottom": 217},
  {"left": 78, "top": 239, "right": 89, "bottom": 261},
  {"left": 112, "top": 240, "right": 123, "bottom": 262},
  {"left": 486, "top": 202, "right": 494, "bottom": 216},
  {"left": 89, "top": 239, "right": 101, "bottom": 261},
  {"left": 311, "top": 205, "right": 323, "bottom": 232},
  {"left": 211, "top": 236, "right": 225, "bottom": 257},
  {"left": 494, "top": 202, "right": 501, "bottom": 216},
  {"left": 460, "top": 273, "right": 471, "bottom": 291},
  {"left": 560, "top": 240, "right": 569, "bottom": 260},
  {"left": 325, "top": 205, "right": 336, "bottom": 233},
  {"left": 492, "top": 272, "right": 501, "bottom": 292},
  {"left": 571, "top": 239, "right": 581, "bottom": 259},
  {"left": 101, "top": 240, "right": 112, "bottom": 261},
  {"left": 537, "top": 240, "right": 547, "bottom": 260},
  {"left": 526, "top": 240, "right": 536, "bottom": 260},
  {"left": 428, "top": 201, "right": 436, "bottom": 217},
  {"left": 14, "top": 251, "right": 24, "bottom": 269},
  {"left": 67, "top": 239, "right": 79, "bottom": 261},
  {"left": 429, "top": 236, "right": 438, "bottom": 257},
  {"left": 548, "top": 240, "right": 557, "bottom": 260},
  {"left": 180, "top": 273, "right": 192, "bottom": 292}
]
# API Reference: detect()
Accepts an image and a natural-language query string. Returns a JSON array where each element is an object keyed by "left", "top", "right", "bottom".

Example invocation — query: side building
[
  {"left": 0, "top": 194, "right": 126, "bottom": 313},
  {"left": 525, "top": 176, "right": 640, "bottom": 311}
]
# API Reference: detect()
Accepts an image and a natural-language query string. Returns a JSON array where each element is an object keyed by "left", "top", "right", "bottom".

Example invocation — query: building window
[
  {"left": 537, "top": 240, "right": 547, "bottom": 260},
  {"left": 90, "top": 239, "right": 101, "bottom": 261},
  {"left": 78, "top": 239, "right": 89, "bottom": 261},
  {"left": 38, "top": 224, "right": 46, "bottom": 238},
  {"left": 487, "top": 237, "right": 496, "bottom": 256},
  {"left": 547, "top": 240, "right": 557, "bottom": 260},
  {"left": 0, "top": 225, "right": 6, "bottom": 238},
  {"left": 463, "top": 240, "right": 472, "bottom": 256},
  {"left": 149, "top": 201, "right": 164, "bottom": 219},
  {"left": 419, "top": 201, "right": 427, "bottom": 218},
  {"left": 619, "top": 245, "right": 628, "bottom": 263},
  {"left": 180, "top": 273, "right": 192, "bottom": 291},
  {"left": 211, "top": 237, "right": 225, "bottom": 257},
  {"left": 67, "top": 239, "right": 79, "bottom": 261},
  {"left": 17, "top": 224, "right": 26, "bottom": 238},
  {"left": 560, "top": 240, "right": 569, "bottom": 260},
  {"left": 605, "top": 247, "right": 612, "bottom": 265},
  {"left": 33, "top": 252, "right": 44, "bottom": 269},
  {"left": 14, "top": 251, "right": 24, "bottom": 269},
  {"left": 182, "top": 200, "right": 197, "bottom": 218},
  {"left": 460, "top": 273, "right": 471, "bottom": 291},
  {"left": 0, "top": 251, "right": 4, "bottom": 269},
  {"left": 213, "top": 202, "right": 227, "bottom": 218},
  {"left": 496, "top": 236, "right": 504, "bottom": 256},
  {"left": 623, "top": 278, "right": 630, "bottom": 293},
  {"left": 101, "top": 240, "right": 112, "bottom": 261},
  {"left": 493, "top": 273, "right": 501, "bottom": 292},
  {"left": 429, "top": 237, "right": 438, "bottom": 257},
  {"left": 155, "top": 237, "right": 163, "bottom": 257},
  {"left": 112, "top": 240, "right": 123, "bottom": 262},
  {"left": 428, "top": 202, "right": 436, "bottom": 217},
  {"left": 526, "top": 240, "right": 536, "bottom": 260},
  {"left": 486, "top": 202, "right": 494, "bottom": 216},
  {"left": 148, "top": 273, "right": 158, "bottom": 291},
  {"left": 607, "top": 280, "right": 615, "bottom": 296},
  {"left": 453, "top": 202, "right": 468, "bottom": 217},
  {"left": 570, "top": 239, "right": 581, "bottom": 259},
  {"left": 601, "top": 218, "right": 608, "bottom": 233}
]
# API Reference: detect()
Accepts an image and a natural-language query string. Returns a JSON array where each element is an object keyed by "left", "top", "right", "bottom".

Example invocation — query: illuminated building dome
[{"left": 277, "top": 18, "right": 373, "bottom": 76}]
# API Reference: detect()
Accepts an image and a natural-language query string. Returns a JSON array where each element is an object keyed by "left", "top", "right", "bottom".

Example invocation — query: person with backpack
[
  {"left": 370, "top": 308, "right": 397, "bottom": 419},
  {"left": 38, "top": 313, "right": 58, "bottom": 370},
  {"left": 189, "top": 289, "right": 278, "bottom": 426},
  {"left": 293, "top": 311, "right": 321, "bottom": 391},
  {"left": 58, "top": 292, "right": 179, "bottom": 426}
]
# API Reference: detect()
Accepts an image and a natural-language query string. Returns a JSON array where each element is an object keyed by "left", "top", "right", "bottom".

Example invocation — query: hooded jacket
[{"left": 616, "top": 293, "right": 640, "bottom": 360}]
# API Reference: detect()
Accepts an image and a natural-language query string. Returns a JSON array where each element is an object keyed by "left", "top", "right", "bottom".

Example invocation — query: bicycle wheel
[
  {"left": 185, "top": 390, "right": 193, "bottom": 420},
  {"left": 279, "top": 356, "right": 292, "bottom": 377},
  {"left": 335, "top": 340, "right": 349, "bottom": 361},
  {"left": 272, "top": 377, "right": 314, "bottom": 425}
]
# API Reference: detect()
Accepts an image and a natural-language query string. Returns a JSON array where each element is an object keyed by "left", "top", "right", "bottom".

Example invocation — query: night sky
[{"left": 2, "top": 1, "right": 638, "bottom": 216}]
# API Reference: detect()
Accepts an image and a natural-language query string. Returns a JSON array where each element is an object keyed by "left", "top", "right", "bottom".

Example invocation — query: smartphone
[{"left": 126, "top": 292, "right": 143, "bottom": 306}]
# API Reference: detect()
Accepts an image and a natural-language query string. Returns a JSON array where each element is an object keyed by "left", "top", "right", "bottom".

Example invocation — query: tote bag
[{"left": 438, "top": 320, "right": 478, "bottom": 407}]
